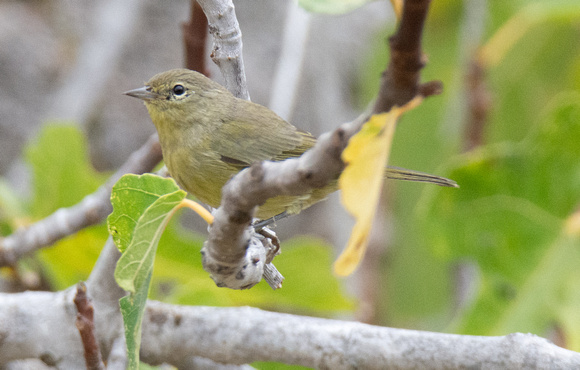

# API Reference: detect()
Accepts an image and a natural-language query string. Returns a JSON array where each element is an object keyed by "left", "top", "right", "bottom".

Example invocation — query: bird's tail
[{"left": 386, "top": 166, "right": 458, "bottom": 188}]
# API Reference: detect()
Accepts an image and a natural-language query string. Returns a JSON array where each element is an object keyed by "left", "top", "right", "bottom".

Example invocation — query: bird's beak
[{"left": 123, "top": 86, "right": 160, "bottom": 101}]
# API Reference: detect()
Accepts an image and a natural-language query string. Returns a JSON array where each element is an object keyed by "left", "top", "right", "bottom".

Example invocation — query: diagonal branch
[{"left": 0, "top": 134, "right": 162, "bottom": 266}]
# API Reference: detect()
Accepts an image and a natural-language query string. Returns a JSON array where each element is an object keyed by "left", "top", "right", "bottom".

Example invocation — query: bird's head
[{"left": 124, "top": 68, "right": 231, "bottom": 129}]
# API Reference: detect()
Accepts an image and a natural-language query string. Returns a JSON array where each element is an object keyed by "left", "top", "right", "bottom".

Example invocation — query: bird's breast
[{"left": 162, "top": 141, "right": 237, "bottom": 209}]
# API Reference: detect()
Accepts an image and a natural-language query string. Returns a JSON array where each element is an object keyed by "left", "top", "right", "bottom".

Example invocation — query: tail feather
[{"left": 386, "top": 166, "right": 459, "bottom": 188}]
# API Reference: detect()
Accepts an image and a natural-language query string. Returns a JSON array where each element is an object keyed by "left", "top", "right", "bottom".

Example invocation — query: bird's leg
[
  {"left": 252, "top": 211, "right": 291, "bottom": 230},
  {"left": 253, "top": 212, "right": 291, "bottom": 263},
  {"left": 257, "top": 227, "right": 281, "bottom": 264}
]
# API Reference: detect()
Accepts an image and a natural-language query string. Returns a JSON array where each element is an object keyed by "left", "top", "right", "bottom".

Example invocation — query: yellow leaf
[{"left": 335, "top": 98, "right": 422, "bottom": 276}]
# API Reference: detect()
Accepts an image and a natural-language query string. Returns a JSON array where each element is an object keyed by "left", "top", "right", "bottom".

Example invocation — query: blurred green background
[{"left": 1, "top": 0, "right": 580, "bottom": 367}]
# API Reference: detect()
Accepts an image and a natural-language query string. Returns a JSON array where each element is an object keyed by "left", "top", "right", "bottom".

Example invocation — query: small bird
[{"left": 125, "top": 69, "right": 456, "bottom": 220}]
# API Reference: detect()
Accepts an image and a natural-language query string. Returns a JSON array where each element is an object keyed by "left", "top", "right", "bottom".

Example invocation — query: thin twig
[
  {"left": 355, "top": 194, "right": 391, "bottom": 324},
  {"left": 373, "top": 0, "right": 442, "bottom": 114},
  {"left": 73, "top": 282, "right": 106, "bottom": 370},
  {"left": 268, "top": 2, "right": 312, "bottom": 120},
  {"left": 182, "top": 0, "right": 210, "bottom": 76}
]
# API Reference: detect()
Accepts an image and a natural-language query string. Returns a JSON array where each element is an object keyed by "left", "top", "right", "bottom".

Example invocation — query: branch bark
[
  {"left": 139, "top": 304, "right": 580, "bottom": 369},
  {"left": 196, "top": 0, "right": 250, "bottom": 100},
  {"left": 373, "top": 0, "right": 442, "bottom": 113},
  {"left": 73, "top": 282, "right": 106, "bottom": 370},
  {"left": 2, "top": 291, "right": 578, "bottom": 369}
]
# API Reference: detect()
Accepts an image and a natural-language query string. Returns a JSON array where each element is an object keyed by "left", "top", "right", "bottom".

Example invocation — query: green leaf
[
  {"left": 120, "top": 270, "right": 152, "bottom": 370},
  {"left": 108, "top": 174, "right": 186, "bottom": 368},
  {"left": 114, "top": 187, "right": 185, "bottom": 292},
  {"left": 423, "top": 93, "right": 580, "bottom": 336},
  {"left": 109, "top": 174, "right": 186, "bottom": 291},
  {"left": 489, "top": 231, "right": 580, "bottom": 336},
  {"left": 21, "top": 123, "right": 109, "bottom": 289},
  {"left": 108, "top": 174, "right": 184, "bottom": 253},
  {"left": 25, "top": 123, "right": 108, "bottom": 218},
  {"left": 299, "top": 0, "right": 374, "bottom": 14}
]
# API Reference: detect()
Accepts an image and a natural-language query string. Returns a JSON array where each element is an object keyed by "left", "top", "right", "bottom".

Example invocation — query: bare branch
[
  {"left": 139, "top": 303, "right": 580, "bottom": 369},
  {"left": 2, "top": 290, "right": 578, "bottom": 368},
  {"left": 85, "top": 238, "right": 127, "bottom": 357},
  {"left": 182, "top": 0, "right": 211, "bottom": 76},
  {"left": 373, "top": 0, "right": 442, "bottom": 113},
  {"left": 196, "top": 0, "right": 250, "bottom": 100},
  {"left": 354, "top": 0, "right": 441, "bottom": 322},
  {"left": 0, "top": 134, "right": 162, "bottom": 266},
  {"left": 355, "top": 196, "right": 391, "bottom": 324},
  {"left": 73, "top": 282, "right": 105, "bottom": 370},
  {"left": 0, "top": 289, "right": 87, "bottom": 368}
]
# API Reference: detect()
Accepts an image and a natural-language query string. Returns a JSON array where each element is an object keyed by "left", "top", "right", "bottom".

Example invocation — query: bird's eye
[{"left": 173, "top": 84, "right": 185, "bottom": 96}]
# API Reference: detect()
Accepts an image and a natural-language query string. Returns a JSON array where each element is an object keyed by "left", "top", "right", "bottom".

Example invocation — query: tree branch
[
  {"left": 373, "top": 0, "right": 442, "bottom": 113},
  {"left": 2, "top": 291, "right": 577, "bottom": 369},
  {"left": 0, "top": 289, "right": 87, "bottom": 368},
  {"left": 196, "top": 0, "right": 250, "bottom": 100},
  {"left": 0, "top": 134, "right": 162, "bottom": 266},
  {"left": 182, "top": 0, "right": 211, "bottom": 76},
  {"left": 139, "top": 304, "right": 579, "bottom": 368}
]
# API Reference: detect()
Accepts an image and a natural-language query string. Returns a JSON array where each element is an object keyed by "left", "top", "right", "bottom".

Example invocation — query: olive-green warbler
[{"left": 125, "top": 69, "right": 456, "bottom": 220}]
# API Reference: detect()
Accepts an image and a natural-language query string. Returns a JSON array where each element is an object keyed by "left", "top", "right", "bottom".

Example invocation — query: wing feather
[{"left": 210, "top": 99, "right": 316, "bottom": 166}]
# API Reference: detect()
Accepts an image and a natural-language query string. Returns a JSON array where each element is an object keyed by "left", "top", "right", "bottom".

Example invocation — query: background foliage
[
  {"left": 0, "top": 0, "right": 579, "bottom": 367},
  {"left": 357, "top": 0, "right": 580, "bottom": 349}
]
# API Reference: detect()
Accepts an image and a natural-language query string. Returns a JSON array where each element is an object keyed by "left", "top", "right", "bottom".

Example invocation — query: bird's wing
[{"left": 209, "top": 100, "right": 316, "bottom": 168}]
